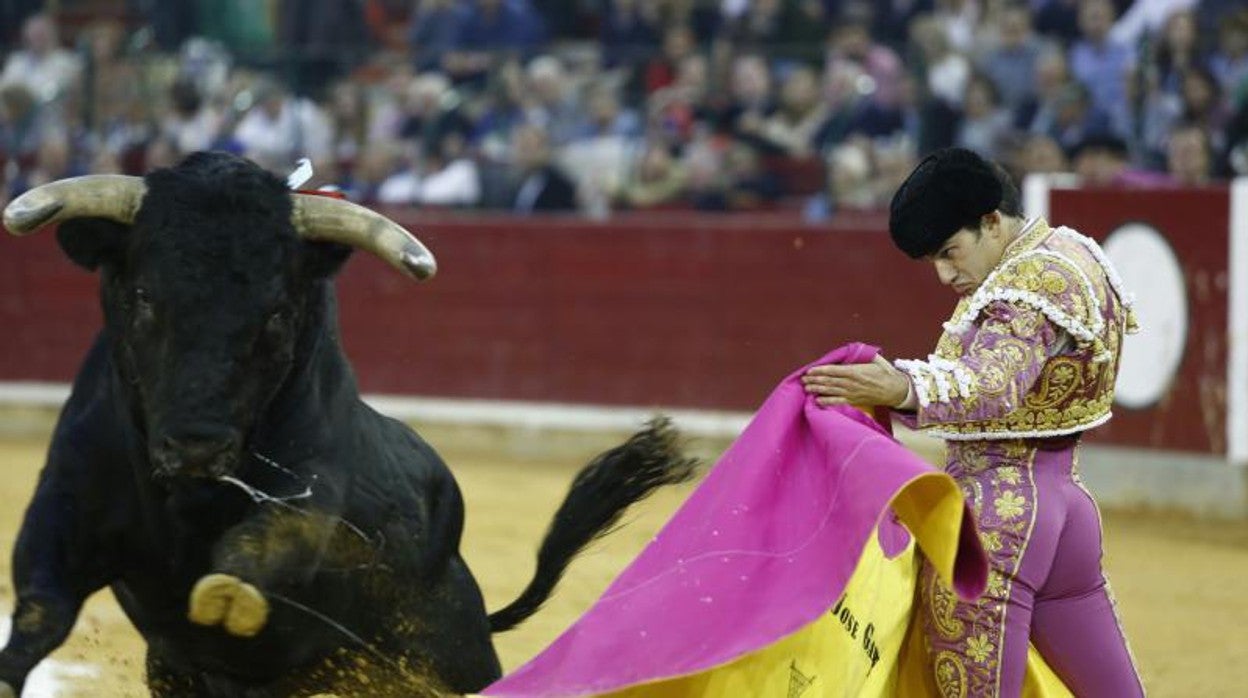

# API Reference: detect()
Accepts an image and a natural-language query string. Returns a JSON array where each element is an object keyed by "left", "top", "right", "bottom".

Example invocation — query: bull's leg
[
  {"left": 187, "top": 574, "right": 269, "bottom": 637},
  {"left": 395, "top": 556, "right": 501, "bottom": 694},
  {"left": 146, "top": 650, "right": 209, "bottom": 698},
  {"left": 265, "top": 648, "right": 447, "bottom": 698},
  {"left": 0, "top": 593, "right": 81, "bottom": 696},
  {"left": 189, "top": 508, "right": 365, "bottom": 638},
  {"left": 151, "top": 650, "right": 287, "bottom": 698},
  {"left": 0, "top": 478, "right": 110, "bottom": 695}
]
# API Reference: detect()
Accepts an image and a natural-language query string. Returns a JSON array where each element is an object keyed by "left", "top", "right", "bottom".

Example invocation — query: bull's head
[{"left": 2, "top": 152, "right": 435, "bottom": 478}]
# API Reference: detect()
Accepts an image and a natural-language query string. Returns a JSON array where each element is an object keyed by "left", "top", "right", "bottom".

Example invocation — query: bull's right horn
[
  {"left": 291, "top": 193, "right": 436, "bottom": 281},
  {"left": 2, "top": 175, "right": 146, "bottom": 235}
]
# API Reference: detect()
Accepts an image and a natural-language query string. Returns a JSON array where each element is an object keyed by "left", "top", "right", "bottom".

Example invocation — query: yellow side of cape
[{"left": 606, "top": 473, "right": 1073, "bottom": 697}]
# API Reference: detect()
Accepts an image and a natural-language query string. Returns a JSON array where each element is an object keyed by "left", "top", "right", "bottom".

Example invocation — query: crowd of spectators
[{"left": 2, "top": 0, "right": 1248, "bottom": 221}]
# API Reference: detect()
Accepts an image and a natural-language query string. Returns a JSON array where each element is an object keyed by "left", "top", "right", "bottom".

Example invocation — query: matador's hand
[{"left": 801, "top": 355, "right": 911, "bottom": 408}]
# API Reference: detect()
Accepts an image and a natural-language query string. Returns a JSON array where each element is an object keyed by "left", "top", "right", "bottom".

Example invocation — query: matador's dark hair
[{"left": 888, "top": 148, "right": 1022, "bottom": 258}]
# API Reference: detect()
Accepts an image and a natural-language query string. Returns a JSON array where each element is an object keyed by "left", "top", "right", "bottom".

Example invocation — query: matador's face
[{"left": 927, "top": 213, "right": 1011, "bottom": 296}]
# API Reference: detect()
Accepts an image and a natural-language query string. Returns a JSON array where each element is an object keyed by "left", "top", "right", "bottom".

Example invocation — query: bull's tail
[{"left": 487, "top": 416, "right": 699, "bottom": 633}]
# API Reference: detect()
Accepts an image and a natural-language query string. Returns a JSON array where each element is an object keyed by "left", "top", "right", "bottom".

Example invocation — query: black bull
[{"left": 0, "top": 153, "right": 696, "bottom": 697}]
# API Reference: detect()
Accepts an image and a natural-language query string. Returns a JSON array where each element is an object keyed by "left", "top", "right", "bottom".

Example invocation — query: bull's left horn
[
  {"left": 3, "top": 175, "right": 146, "bottom": 235},
  {"left": 291, "top": 194, "right": 436, "bottom": 281}
]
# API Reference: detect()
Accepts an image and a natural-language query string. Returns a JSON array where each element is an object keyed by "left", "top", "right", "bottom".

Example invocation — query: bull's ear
[
  {"left": 55, "top": 218, "right": 130, "bottom": 271},
  {"left": 301, "top": 240, "right": 354, "bottom": 279}
]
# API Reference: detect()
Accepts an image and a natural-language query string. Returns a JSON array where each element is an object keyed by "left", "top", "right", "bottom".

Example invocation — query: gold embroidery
[
  {"left": 965, "top": 633, "right": 995, "bottom": 664},
  {"left": 923, "top": 443, "right": 1042, "bottom": 698},
  {"left": 927, "top": 574, "right": 966, "bottom": 640},
  {"left": 960, "top": 447, "right": 991, "bottom": 475},
  {"left": 934, "top": 651, "right": 969, "bottom": 698},
  {"left": 1014, "top": 258, "right": 1044, "bottom": 290},
  {"left": 1001, "top": 441, "right": 1030, "bottom": 459},
  {"left": 984, "top": 571, "right": 1008, "bottom": 599},
  {"left": 925, "top": 221, "right": 1126, "bottom": 439},
  {"left": 1024, "top": 357, "right": 1081, "bottom": 409},
  {"left": 980, "top": 530, "right": 1003, "bottom": 554},
  {"left": 976, "top": 364, "right": 1010, "bottom": 396},
  {"left": 1009, "top": 309, "right": 1045, "bottom": 337},
  {"left": 1040, "top": 270, "right": 1068, "bottom": 295},
  {"left": 995, "top": 467, "right": 1022, "bottom": 485},
  {"left": 936, "top": 332, "right": 963, "bottom": 357},
  {"left": 993, "top": 491, "right": 1027, "bottom": 520}
]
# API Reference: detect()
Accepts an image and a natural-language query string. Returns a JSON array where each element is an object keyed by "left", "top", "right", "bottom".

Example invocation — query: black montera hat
[{"left": 888, "top": 148, "right": 1003, "bottom": 259}]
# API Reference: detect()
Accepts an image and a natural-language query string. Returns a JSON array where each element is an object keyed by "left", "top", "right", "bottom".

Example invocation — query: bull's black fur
[{"left": 0, "top": 152, "right": 697, "bottom": 697}]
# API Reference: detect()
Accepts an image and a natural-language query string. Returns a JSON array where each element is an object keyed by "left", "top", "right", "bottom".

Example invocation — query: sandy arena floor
[{"left": 0, "top": 433, "right": 1245, "bottom": 697}]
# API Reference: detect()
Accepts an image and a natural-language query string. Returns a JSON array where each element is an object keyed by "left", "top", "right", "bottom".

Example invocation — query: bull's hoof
[
  {"left": 0, "top": 680, "right": 15, "bottom": 698},
  {"left": 188, "top": 573, "right": 270, "bottom": 637}
]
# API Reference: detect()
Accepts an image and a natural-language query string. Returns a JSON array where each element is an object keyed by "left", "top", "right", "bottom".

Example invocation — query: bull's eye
[
  {"left": 133, "top": 287, "right": 154, "bottom": 322},
  {"left": 265, "top": 310, "right": 288, "bottom": 335}
]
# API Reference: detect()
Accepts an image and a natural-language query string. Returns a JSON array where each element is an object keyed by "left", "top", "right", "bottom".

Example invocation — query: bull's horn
[
  {"left": 291, "top": 194, "right": 436, "bottom": 281},
  {"left": 2, "top": 175, "right": 146, "bottom": 235}
]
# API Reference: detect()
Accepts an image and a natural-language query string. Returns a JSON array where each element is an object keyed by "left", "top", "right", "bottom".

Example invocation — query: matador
[{"left": 803, "top": 148, "right": 1146, "bottom": 697}]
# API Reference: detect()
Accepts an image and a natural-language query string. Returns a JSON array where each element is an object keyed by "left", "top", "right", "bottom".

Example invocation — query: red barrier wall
[
  {"left": 0, "top": 233, "right": 101, "bottom": 381},
  {"left": 332, "top": 211, "right": 959, "bottom": 410},
  {"left": 0, "top": 211, "right": 956, "bottom": 413},
  {"left": 1049, "top": 187, "right": 1231, "bottom": 455},
  {"left": 2, "top": 191, "right": 1235, "bottom": 458}
]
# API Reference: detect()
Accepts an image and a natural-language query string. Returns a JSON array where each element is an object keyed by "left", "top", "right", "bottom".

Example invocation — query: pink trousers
[{"left": 920, "top": 440, "right": 1145, "bottom": 697}]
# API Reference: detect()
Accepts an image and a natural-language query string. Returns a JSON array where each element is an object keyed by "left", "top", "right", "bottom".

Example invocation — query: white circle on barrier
[{"left": 1102, "top": 223, "right": 1188, "bottom": 409}]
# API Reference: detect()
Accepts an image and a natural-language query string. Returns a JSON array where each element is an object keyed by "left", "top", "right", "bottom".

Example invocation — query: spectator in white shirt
[
  {"left": 162, "top": 77, "right": 225, "bottom": 155},
  {"left": 0, "top": 14, "right": 81, "bottom": 104},
  {"left": 1109, "top": 0, "right": 1197, "bottom": 47},
  {"left": 233, "top": 78, "right": 333, "bottom": 175},
  {"left": 378, "top": 132, "right": 481, "bottom": 207}
]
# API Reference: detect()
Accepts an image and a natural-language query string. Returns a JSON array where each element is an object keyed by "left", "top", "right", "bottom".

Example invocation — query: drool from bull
[{"left": 0, "top": 152, "right": 697, "bottom": 698}]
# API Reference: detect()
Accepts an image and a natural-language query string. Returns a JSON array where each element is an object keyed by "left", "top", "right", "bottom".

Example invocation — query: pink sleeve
[{"left": 894, "top": 301, "right": 1064, "bottom": 428}]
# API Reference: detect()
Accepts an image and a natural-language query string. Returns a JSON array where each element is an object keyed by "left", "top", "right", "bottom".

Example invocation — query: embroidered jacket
[{"left": 895, "top": 218, "right": 1138, "bottom": 441}]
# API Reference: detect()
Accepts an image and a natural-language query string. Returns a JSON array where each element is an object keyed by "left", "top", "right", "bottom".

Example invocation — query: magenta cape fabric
[{"left": 484, "top": 343, "right": 987, "bottom": 697}]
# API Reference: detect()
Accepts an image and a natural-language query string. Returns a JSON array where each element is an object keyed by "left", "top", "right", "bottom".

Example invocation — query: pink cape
[{"left": 484, "top": 343, "right": 987, "bottom": 697}]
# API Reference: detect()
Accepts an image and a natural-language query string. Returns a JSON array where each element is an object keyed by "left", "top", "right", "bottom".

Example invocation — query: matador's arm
[{"left": 895, "top": 300, "right": 1068, "bottom": 427}]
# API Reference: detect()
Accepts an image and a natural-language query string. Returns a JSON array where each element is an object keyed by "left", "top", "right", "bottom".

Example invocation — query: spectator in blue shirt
[
  {"left": 980, "top": 5, "right": 1047, "bottom": 111},
  {"left": 444, "top": 0, "right": 547, "bottom": 85},
  {"left": 1041, "top": 82, "right": 1116, "bottom": 153},
  {"left": 1198, "top": 0, "right": 1245, "bottom": 46},
  {"left": 1150, "top": 9, "right": 1204, "bottom": 99},
  {"left": 872, "top": 0, "right": 935, "bottom": 50},
  {"left": 1034, "top": 0, "right": 1081, "bottom": 43},
  {"left": 600, "top": 0, "right": 661, "bottom": 69},
  {"left": 408, "top": 0, "right": 459, "bottom": 72},
  {"left": 1068, "top": 0, "right": 1134, "bottom": 135},
  {"left": 1211, "top": 10, "right": 1248, "bottom": 108}
]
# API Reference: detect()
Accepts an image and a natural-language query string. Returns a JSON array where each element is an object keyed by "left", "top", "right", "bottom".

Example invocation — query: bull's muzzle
[{"left": 151, "top": 430, "right": 244, "bottom": 478}]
